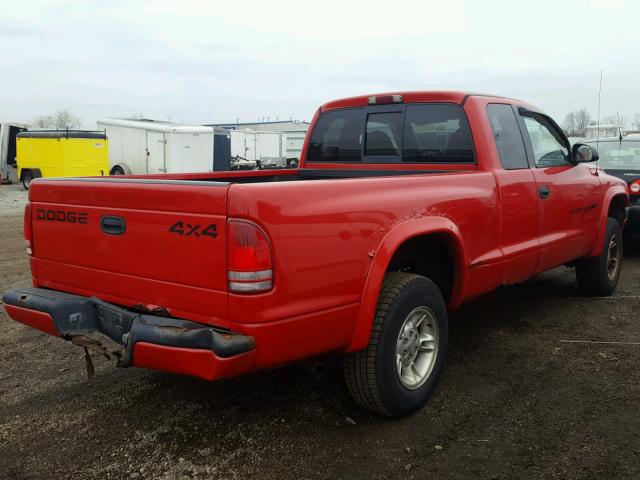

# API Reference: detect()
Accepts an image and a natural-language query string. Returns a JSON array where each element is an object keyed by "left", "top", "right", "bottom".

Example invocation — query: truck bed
[{"left": 68, "top": 167, "right": 467, "bottom": 185}]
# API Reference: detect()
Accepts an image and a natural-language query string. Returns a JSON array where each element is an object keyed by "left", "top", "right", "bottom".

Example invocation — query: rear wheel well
[
  {"left": 386, "top": 234, "right": 455, "bottom": 301},
  {"left": 110, "top": 164, "right": 130, "bottom": 175},
  {"left": 20, "top": 168, "right": 40, "bottom": 180},
  {"left": 608, "top": 195, "right": 627, "bottom": 227}
]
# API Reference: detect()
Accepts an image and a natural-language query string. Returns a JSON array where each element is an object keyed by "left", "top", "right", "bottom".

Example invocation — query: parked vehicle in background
[
  {"left": 230, "top": 157, "right": 258, "bottom": 170},
  {"left": 259, "top": 157, "right": 288, "bottom": 169},
  {"left": 97, "top": 118, "right": 214, "bottom": 175},
  {"left": 3, "top": 91, "right": 628, "bottom": 418},
  {"left": 583, "top": 137, "right": 640, "bottom": 238},
  {"left": 16, "top": 130, "right": 108, "bottom": 189},
  {"left": 0, "top": 122, "right": 28, "bottom": 184}
]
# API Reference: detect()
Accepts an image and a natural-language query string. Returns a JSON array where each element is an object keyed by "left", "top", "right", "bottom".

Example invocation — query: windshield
[{"left": 584, "top": 139, "right": 640, "bottom": 170}]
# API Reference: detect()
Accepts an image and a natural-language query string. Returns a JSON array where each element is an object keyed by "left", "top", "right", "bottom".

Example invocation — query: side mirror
[{"left": 572, "top": 143, "right": 599, "bottom": 164}]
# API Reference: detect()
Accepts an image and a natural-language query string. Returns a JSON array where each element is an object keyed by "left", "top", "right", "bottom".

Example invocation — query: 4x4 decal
[{"left": 169, "top": 221, "right": 217, "bottom": 238}]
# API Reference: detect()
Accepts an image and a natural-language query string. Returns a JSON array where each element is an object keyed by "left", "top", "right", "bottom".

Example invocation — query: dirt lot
[{"left": 0, "top": 197, "right": 639, "bottom": 480}]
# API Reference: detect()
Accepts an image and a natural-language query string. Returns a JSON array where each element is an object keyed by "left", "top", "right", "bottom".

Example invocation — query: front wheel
[
  {"left": 343, "top": 272, "right": 448, "bottom": 417},
  {"left": 110, "top": 165, "right": 125, "bottom": 175},
  {"left": 576, "top": 218, "right": 623, "bottom": 296}
]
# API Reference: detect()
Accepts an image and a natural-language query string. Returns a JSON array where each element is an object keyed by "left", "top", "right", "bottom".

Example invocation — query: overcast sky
[{"left": 2, "top": 0, "right": 639, "bottom": 128}]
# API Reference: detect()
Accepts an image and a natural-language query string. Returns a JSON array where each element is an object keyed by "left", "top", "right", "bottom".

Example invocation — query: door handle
[
  {"left": 538, "top": 186, "right": 550, "bottom": 199},
  {"left": 100, "top": 216, "right": 126, "bottom": 235}
]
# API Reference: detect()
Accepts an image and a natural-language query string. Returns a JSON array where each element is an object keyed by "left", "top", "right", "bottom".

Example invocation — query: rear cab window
[
  {"left": 365, "top": 112, "right": 403, "bottom": 160},
  {"left": 306, "top": 108, "right": 363, "bottom": 163},
  {"left": 306, "top": 103, "right": 475, "bottom": 164},
  {"left": 403, "top": 104, "right": 474, "bottom": 163}
]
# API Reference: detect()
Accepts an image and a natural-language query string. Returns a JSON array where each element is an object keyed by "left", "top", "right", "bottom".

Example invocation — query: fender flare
[
  {"left": 589, "top": 186, "right": 628, "bottom": 258},
  {"left": 345, "top": 217, "right": 468, "bottom": 353}
]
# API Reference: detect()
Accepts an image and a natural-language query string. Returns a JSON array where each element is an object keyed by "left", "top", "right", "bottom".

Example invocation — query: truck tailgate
[{"left": 28, "top": 179, "right": 230, "bottom": 325}]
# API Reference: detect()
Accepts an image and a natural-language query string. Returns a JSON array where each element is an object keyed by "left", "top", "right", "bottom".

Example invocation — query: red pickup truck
[{"left": 3, "top": 92, "right": 629, "bottom": 417}]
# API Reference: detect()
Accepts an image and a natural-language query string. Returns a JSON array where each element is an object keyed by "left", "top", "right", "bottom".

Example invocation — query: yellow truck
[{"left": 16, "top": 130, "right": 109, "bottom": 189}]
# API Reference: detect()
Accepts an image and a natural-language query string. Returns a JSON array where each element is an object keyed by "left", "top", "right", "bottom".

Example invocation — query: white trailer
[
  {"left": 282, "top": 131, "right": 307, "bottom": 161},
  {"left": 97, "top": 118, "right": 214, "bottom": 175},
  {"left": 0, "top": 123, "right": 28, "bottom": 184},
  {"left": 230, "top": 130, "right": 283, "bottom": 161}
]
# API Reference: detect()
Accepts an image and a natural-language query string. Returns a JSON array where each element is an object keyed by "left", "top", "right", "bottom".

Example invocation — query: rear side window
[
  {"left": 487, "top": 104, "right": 529, "bottom": 170},
  {"left": 402, "top": 104, "right": 474, "bottom": 163},
  {"left": 365, "top": 112, "right": 403, "bottom": 157},
  {"left": 306, "top": 108, "right": 363, "bottom": 162}
]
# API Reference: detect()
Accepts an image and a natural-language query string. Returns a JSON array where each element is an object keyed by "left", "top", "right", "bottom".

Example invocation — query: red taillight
[
  {"left": 24, "top": 203, "right": 33, "bottom": 256},
  {"left": 227, "top": 220, "right": 273, "bottom": 293},
  {"left": 630, "top": 180, "right": 640, "bottom": 194},
  {"left": 367, "top": 94, "right": 403, "bottom": 105}
]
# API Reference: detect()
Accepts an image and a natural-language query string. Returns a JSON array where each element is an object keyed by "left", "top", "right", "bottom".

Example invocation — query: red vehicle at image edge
[{"left": 3, "top": 92, "right": 629, "bottom": 417}]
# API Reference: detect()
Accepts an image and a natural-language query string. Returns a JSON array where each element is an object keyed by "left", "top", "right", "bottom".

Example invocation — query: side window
[
  {"left": 402, "top": 104, "right": 474, "bottom": 163},
  {"left": 306, "top": 108, "right": 363, "bottom": 162},
  {"left": 486, "top": 104, "right": 528, "bottom": 170},
  {"left": 522, "top": 115, "right": 570, "bottom": 167},
  {"left": 365, "top": 112, "right": 403, "bottom": 157}
]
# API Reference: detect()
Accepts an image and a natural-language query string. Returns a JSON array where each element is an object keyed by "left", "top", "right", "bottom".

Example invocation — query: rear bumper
[{"left": 2, "top": 288, "right": 256, "bottom": 381}]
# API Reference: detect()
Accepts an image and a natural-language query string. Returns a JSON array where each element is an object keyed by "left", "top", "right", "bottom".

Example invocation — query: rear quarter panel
[{"left": 227, "top": 172, "right": 500, "bottom": 332}]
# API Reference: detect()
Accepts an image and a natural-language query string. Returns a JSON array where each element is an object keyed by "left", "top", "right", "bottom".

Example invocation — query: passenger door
[
  {"left": 517, "top": 109, "right": 601, "bottom": 271},
  {"left": 486, "top": 103, "right": 540, "bottom": 284}
]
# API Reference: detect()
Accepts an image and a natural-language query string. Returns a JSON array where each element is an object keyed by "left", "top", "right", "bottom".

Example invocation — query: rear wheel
[
  {"left": 576, "top": 218, "right": 623, "bottom": 296},
  {"left": 343, "top": 272, "right": 448, "bottom": 417},
  {"left": 21, "top": 171, "right": 33, "bottom": 190},
  {"left": 110, "top": 165, "right": 125, "bottom": 175}
]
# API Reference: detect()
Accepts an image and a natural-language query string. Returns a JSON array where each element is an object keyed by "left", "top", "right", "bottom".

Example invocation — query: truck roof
[{"left": 320, "top": 91, "right": 524, "bottom": 112}]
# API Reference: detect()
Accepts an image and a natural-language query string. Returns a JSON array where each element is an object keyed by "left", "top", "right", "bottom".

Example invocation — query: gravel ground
[
  {"left": 0, "top": 211, "right": 639, "bottom": 480},
  {"left": 0, "top": 183, "right": 28, "bottom": 216}
]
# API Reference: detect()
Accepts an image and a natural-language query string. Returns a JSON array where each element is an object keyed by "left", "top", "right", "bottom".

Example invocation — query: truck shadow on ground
[
  {"left": 10, "top": 249, "right": 640, "bottom": 426},
  {"left": 72, "top": 257, "right": 640, "bottom": 425}
]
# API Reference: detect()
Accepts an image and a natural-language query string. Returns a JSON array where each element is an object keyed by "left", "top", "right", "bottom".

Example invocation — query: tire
[
  {"left": 110, "top": 165, "right": 125, "bottom": 175},
  {"left": 576, "top": 218, "right": 623, "bottom": 296},
  {"left": 21, "top": 171, "right": 33, "bottom": 190},
  {"left": 343, "top": 272, "right": 448, "bottom": 417}
]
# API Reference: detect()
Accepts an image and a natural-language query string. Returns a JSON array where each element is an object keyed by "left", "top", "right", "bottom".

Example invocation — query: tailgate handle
[{"left": 100, "top": 216, "right": 126, "bottom": 235}]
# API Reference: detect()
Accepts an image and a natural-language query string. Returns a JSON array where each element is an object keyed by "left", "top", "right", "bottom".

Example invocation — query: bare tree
[
  {"left": 31, "top": 109, "right": 82, "bottom": 130},
  {"left": 52, "top": 110, "right": 82, "bottom": 129},
  {"left": 32, "top": 115, "right": 55, "bottom": 128},
  {"left": 562, "top": 112, "right": 576, "bottom": 135},
  {"left": 632, "top": 113, "right": 640, "bottom": 131},
  {"left": 562, "top": 109, "right": 591, "bottom": 137}
]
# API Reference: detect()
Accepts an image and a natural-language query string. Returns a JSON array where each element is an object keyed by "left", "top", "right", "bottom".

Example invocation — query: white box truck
[{"left": 96, "top": 118, "right": 214, "bottom": 175}]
